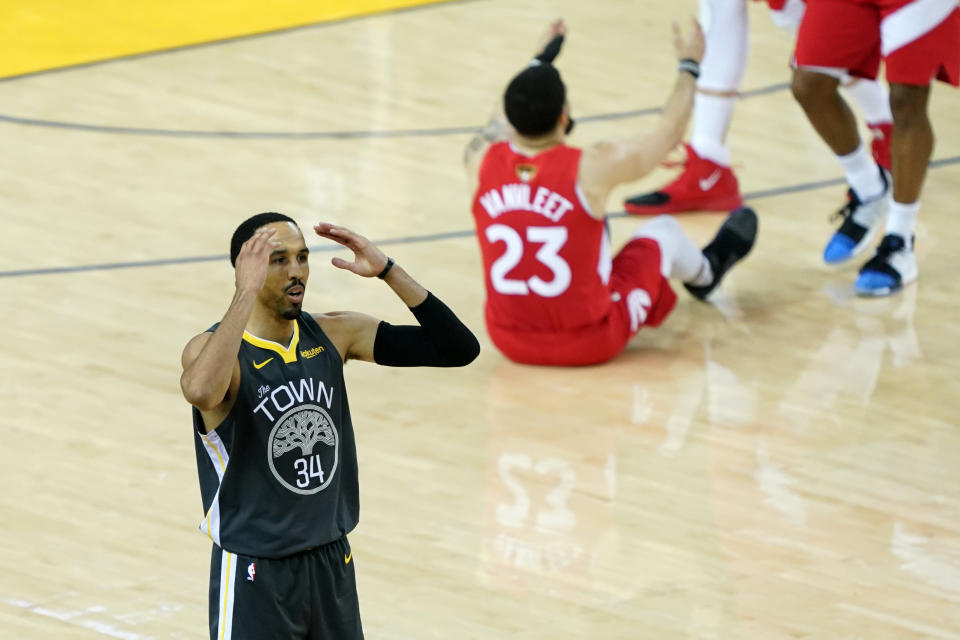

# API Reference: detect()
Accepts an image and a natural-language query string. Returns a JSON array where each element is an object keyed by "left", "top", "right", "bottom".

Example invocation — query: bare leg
[
  {"left": 793, "top": 67, "right": 889, "bottom": 264},
  {"left": 791, "top": 69, "right": 861, "bottom": 155},
  {"left": 888, "top": 83, "right": 933, "bottom": 204},
  {"left": 852, "top": 85, "right": 926, "bottom": 296}
]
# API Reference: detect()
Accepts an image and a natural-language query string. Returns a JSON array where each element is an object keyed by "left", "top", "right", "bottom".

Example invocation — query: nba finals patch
[
  {"left": 516, "top": 164, "right": 538, "bottom": 182},
  {"left": 247, "top": 562, "right": 256, "bottom": 582}
]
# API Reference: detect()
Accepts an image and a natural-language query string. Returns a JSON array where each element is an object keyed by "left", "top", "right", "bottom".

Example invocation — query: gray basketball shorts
[{"left": 208, "top": 536, "right": 363, "bottom": 640}]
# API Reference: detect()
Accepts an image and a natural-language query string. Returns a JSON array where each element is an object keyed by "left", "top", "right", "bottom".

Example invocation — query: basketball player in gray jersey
[{"left": 180, "top": 212, "right": 479, "bottom": 640}]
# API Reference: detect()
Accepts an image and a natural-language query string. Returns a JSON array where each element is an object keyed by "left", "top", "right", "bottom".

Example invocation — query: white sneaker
[
  {"left": 823, "top": 168, "right": 890, "bottom": 265},
  {"left": 854, "top": 234, "right": 917, "bottom": 297}
]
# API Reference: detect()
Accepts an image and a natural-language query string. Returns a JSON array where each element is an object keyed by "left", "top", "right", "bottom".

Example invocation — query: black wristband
[
  {"left": 678, "top": 58, "right": 700, "bottom": 79},
  {"left": 376, "top": 257, "right": 395, "bottom": 279}
]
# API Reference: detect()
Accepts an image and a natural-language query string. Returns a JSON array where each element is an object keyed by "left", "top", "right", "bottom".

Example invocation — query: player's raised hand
[
  {"left": 314, "top": 223, "right": 389, "bottom": 278},
  {"left": 673, "top": 17, "right": 705, "bottom": 64},
  {"left": 533, "top": 18, "right": 567, "bottom": 63},
  {"left": 234, "top": 228, "right": 279, "bottom": 292}
]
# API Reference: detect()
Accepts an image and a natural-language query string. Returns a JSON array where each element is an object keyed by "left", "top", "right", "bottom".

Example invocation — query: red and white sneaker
[
  {"left": 624, "top": 144, "right": 743, "bottom": 215},
  {"left": 868, "top": 122, "right": 893, "bottom": 171}
]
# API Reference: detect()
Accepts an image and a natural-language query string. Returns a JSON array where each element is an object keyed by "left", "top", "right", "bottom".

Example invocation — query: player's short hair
[
  {"left": 230, "top": 212, "right": 297, "bottom": 266},
  {"left": 503, "top": 63, "right": 566, "bottom": 137}
]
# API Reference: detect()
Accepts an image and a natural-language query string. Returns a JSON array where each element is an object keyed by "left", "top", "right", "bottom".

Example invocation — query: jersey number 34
[{"left": 486, "top": 224, "right": 571, "bottom": 297}]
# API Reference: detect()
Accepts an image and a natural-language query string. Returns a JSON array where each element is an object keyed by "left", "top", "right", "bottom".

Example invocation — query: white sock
[
  {"left": 633, "top": 216, "right": 713, "bottom": 283},
  {"left": 691, "top": 94, "right": 735, "bottom": 166},
  {"left": 688, "top": 256, "right": 715, "bottom": 287},
  {"left": 886, "top": 200, "right": 919, "bottom": 240},
  {"left": 837, "top": 142, "right": 885, "bottom": 202},
  {"left": 841, "top": 78, "right": 892, "bottom": 125}
]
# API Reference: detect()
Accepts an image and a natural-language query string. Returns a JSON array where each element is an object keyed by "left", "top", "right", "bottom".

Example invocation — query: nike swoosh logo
[
  {"left": 253, "top": 358, "right": 274, "bottom": 369},
  {"left": 699, "top": 170, "right": 722, "bottom": 191},
  {"left": 344, "top": 552, "right": 352, "bottom": 565}
]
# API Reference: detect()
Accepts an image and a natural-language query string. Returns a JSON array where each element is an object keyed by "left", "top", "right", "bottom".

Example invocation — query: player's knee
[
  {"left": 791, "top": 70, "right": 833, "bottom": 109},
  {"left": 888, "top": 84, "right": 930, "bottom": 129}
]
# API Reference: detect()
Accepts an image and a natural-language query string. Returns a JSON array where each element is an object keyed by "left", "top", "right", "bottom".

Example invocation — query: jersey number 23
[{"left": 486, "top": 224, "right": 571, "bottom": 297}]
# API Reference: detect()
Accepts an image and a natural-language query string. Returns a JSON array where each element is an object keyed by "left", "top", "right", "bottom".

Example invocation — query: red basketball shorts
[
  {"left": 486, "top": 238, "right": 678, "bottom": 367},
  {"left": 795, "top": 0, "right": 960, "bottom": 86}
]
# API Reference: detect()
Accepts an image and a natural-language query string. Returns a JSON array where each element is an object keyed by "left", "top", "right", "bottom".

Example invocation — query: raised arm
[
  {"left": 463, "top": 102, "right": 512, "bottom": 194},
  {"left": 312, "top": 223, "right": 480, "bottom": 367},
  {"left": 463, "top": 19, "right": 568, "bottom": 191},
  {"left": 578, "top": 19, "right": 705, "bottom": 208},
  {"left": 180, "top": 228, "right": 279, "bottom": 411}
]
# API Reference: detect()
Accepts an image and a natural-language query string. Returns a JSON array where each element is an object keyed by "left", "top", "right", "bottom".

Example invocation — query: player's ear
[{"left": 561, "top": 103, "right": 575, "bottom": 136}]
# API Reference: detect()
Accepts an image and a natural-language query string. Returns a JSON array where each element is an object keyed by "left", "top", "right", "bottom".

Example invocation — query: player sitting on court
[{"left": 463, "top": 19, "right": 758, "bottom": 366}]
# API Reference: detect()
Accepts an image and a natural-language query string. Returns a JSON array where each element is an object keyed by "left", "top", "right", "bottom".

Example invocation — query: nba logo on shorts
[{"left": 247, "top": 562, "right": 256, "bottom": 582}]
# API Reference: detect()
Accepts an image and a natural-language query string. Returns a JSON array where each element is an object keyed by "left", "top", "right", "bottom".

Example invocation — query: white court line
[{"left": 2, "top": 598, "right": 155, "bottom": 640}]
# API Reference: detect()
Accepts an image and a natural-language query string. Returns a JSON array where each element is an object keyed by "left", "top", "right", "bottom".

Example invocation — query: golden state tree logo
[{"left": 267, "top": 404, "right": 339, "bottom": 495}]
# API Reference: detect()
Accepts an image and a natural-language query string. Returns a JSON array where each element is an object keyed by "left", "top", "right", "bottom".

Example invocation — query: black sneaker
[{"left": 684, "top": 206, "right": 758, "bottom": 301}]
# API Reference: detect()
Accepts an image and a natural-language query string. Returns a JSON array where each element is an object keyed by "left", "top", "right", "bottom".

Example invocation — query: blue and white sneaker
[
  {"left": 854, "top": 234, "right": 917, "bottom": 297},
  {"left": 823, "top": 168, "right": 890, "bottom": 265}
]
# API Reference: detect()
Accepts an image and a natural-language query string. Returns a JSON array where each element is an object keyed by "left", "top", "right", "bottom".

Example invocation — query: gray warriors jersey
[{"left": 192, "top": 314, "right": 359, "bottom": 558}]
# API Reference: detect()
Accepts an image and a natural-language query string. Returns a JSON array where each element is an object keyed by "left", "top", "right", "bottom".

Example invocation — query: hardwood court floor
[{"left": 1, "top": 1, "right": 959, "bottom": 638}]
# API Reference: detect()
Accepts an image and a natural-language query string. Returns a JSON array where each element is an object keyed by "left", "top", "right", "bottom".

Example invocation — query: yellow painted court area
[{"left": 0, "top": 0, "right": 452, "bottom": 79}]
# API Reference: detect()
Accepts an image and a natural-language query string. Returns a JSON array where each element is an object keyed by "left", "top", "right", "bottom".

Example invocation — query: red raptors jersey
[{"left": 472, "top": 141, "right": 612, "bottom": 333}]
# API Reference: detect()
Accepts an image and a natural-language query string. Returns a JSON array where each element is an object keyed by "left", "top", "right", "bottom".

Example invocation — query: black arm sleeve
[
  {"left": 373, "top": 292, "right": 480, "bottom": 367},
  {"left": 534, "top": 34, "right": 564, "bottom": 65}
]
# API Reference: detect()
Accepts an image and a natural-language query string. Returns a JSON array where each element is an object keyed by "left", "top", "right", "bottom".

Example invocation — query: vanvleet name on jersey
[{"left": 478, "top": 183, "right": 574, "bottom": 223}]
